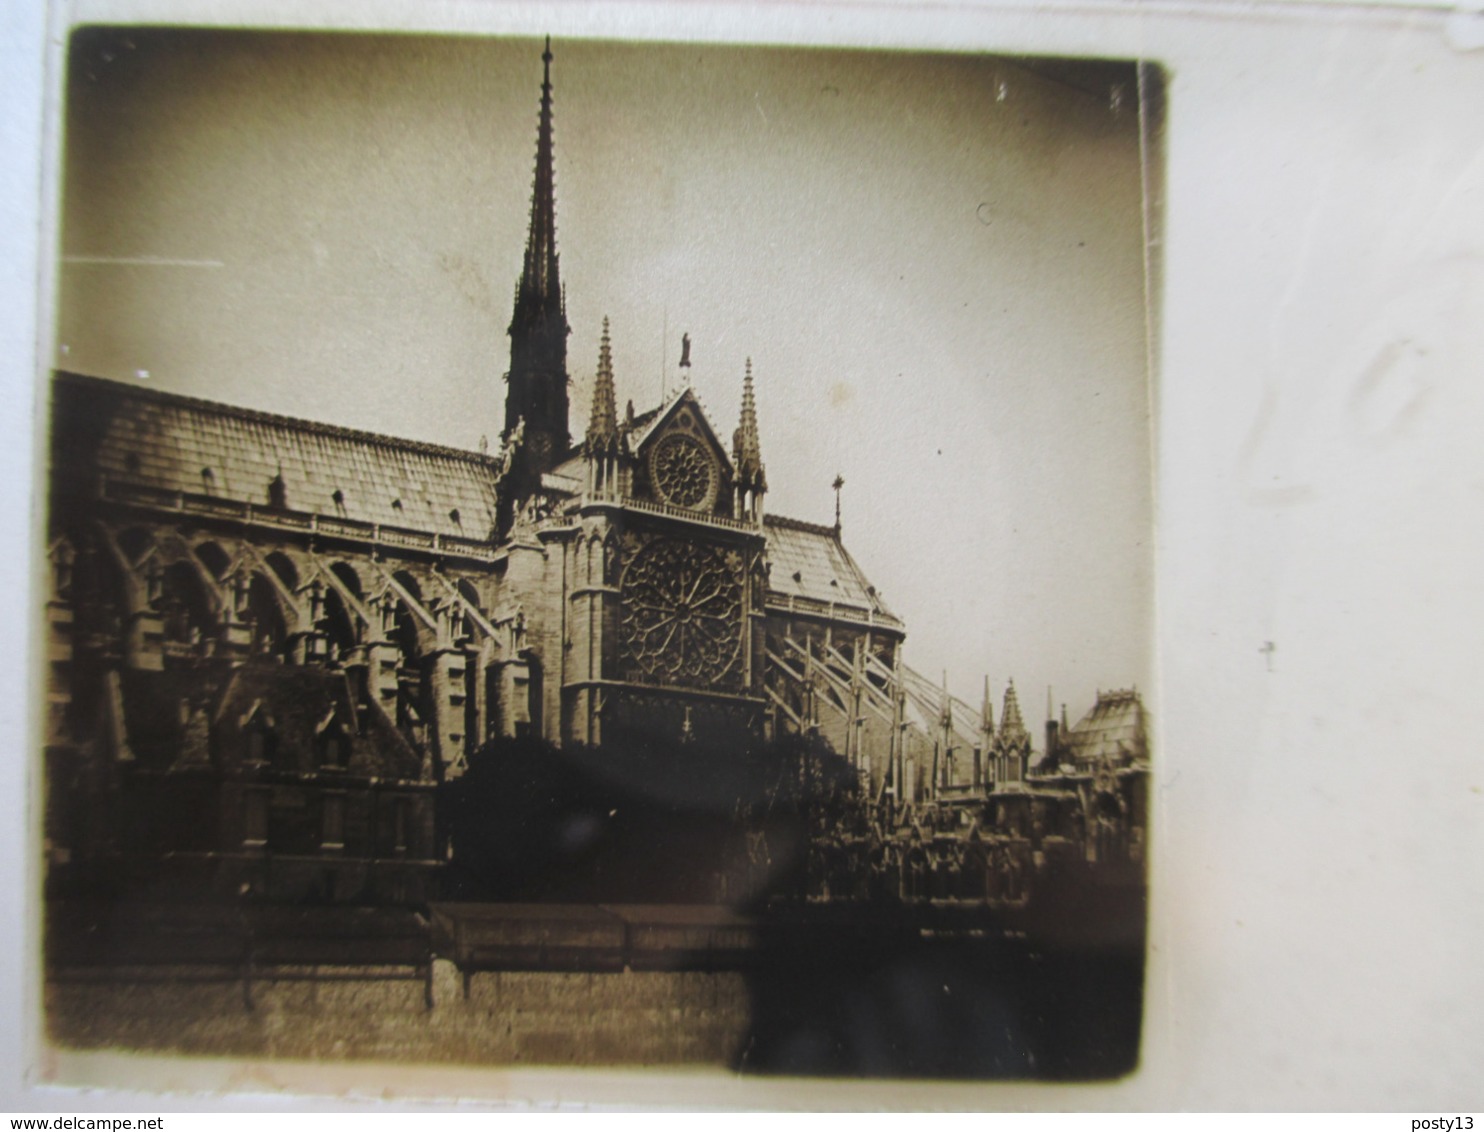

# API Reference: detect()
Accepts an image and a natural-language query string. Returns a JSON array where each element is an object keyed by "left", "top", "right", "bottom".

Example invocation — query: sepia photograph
[{"left": 40, "top": 27, "right": 1158, "bottom": 1083}]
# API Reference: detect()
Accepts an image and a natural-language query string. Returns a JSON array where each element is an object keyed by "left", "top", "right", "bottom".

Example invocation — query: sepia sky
[{"left": 55, "top": 29, "right": 1154, "bottom": 721}]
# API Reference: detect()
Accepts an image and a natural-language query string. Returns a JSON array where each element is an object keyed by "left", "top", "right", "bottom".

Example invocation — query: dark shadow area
[
  {"left": 437, "top": 733, "right": 1145, "bottom": 1080},
  {"left": 439, "top": 731, "right": 856, "bottom": 905}
]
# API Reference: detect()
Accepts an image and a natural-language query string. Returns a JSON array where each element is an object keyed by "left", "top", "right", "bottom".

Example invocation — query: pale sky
[{"left": 55, "top": 30, "right": 1155, "bottom": 722}]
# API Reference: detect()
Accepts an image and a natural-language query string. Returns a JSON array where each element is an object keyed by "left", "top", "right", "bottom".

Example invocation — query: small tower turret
[
  {"left": 997, "top": 678, "right": 1030, "bottom": 783},
  {"left": 1044, "top": 685, "right": 1060, "bottom": 775},
  {"left": 584, "top": 317, "right": 624, "bottom": 498},
  {"left": 732, "top": 358, "right": 767, "bottom": 522}
]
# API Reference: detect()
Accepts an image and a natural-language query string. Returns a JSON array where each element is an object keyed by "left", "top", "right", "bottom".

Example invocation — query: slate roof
[
  {"left": 52, "top": 372, "right": 503, "bottom": 540},
  {"left": 763, "top": 514, "right": 899, "bottom": 624},
  {"left": 214, "top": 662, "right": 424, "bottom": 779}
]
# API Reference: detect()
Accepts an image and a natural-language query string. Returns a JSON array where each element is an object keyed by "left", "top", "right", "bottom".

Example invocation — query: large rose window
[
  {"left": 620, "top": 538, "right": 742, "bottom": 688},
  {"left": 649, "top": 433, "right": 718, "bottom": 511}
]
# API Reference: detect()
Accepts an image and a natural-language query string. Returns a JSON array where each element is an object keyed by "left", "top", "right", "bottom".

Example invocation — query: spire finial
[
  {"left": 1000, "top": 679, "right": 1027, "bottom": 746},
  {"left": 732, "top": 358, "right": 766, "bottom": 495},
  {"left": 586, "top": 316, "right": 619, "bottom": 452},
  {"left": 832, "top": 473, "right": 845, "bottom": 531}
]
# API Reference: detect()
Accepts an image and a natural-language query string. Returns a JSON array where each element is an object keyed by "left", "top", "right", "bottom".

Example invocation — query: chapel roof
[
  {"left": 215, "top": 662, "right": 423, "bottom": 779},
  {"left": 51, "top": 372, "right": 503, "bottom": 540},
  {"left": 1061, "top": 688, "right": 1147, "bottom": 766},
  {"left": 763, "top": 513, "right": 900, "bottom": 627}
]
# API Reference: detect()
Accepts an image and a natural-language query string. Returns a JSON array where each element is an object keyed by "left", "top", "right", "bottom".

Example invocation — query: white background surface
[{"left": 5, "top": 0, "right": 1484, "bottom": 1111}]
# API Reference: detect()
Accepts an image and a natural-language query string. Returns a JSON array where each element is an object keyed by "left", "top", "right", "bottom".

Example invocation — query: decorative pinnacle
[
  {"left": 732, "top": 357, "right": 766, "bottom": 490},
  {"left": 832, "top": 473, "right": 845, "bottom": 530},
  {"left": 1000, "top": 679, "right": 1028, "bottom": 745},
  {"left": 981, "top": 674, "right": 995, "bottom": 737},
  {"left": 586, "top": 317, "right": 620, "bottom": 451}
]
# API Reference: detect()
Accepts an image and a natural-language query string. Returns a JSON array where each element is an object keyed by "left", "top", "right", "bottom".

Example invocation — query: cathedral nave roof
[{"left": 53, "top": 371, "right": 503, "bottom": 541}]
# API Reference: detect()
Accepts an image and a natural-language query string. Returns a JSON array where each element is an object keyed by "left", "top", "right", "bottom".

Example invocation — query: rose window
[
  {"left": 620, "top": 539, "right": 742, "bottom": 687},
  {"left": 650, "top": 433, "right": 718, "bottom": 511}
]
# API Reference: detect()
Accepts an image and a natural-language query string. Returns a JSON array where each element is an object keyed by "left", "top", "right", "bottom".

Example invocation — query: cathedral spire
[
  {"left": 586, "top": 317, "right": 619, "bottom": 453},
  {"left": 518, "top": 36, "right": 560, "bottom": 317},
  {"left": 980, "top": 674, "right": 995, "bottom": 739},
  {"left": 503, "top": 36, "right": 571, "bottom": 477}
]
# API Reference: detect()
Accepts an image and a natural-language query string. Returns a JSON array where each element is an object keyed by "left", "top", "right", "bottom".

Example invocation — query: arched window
[
  {"left": 316, "top": 711, "right": 348, "bottom": 769},
  {"left": 391, "top": 796, "right": 411, "bottom": 855},
  {"left": 321, "top": 793, "right": 345, "bottom": 851},
  {"left": 117, "top": 527, "right": 153, "bottom": 565},
  {"left": 159, "top": 561, "right": 216, "bottom": 648},
  {"left": 195, "top": 541, "right": 230, "bottom": 581},
  {"left": 246, "top": 574, "right": 287, "bottom": 657},
  {"left": 49, "top": 537, "right": 75, "bottom": 600},
  {"left": 243, "top": 788, "right": 269, "bottom": 850},
  {"left": 242, "top": 702, "right": 276, "bottom": 766},
  {"left": 321, "top": 587, "right": 356, "bottom": 662},
  {"left": 264, "top": 552, "right": 299, "bottom": 592}
]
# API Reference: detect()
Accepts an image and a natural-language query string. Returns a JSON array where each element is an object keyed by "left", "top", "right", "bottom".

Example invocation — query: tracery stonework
[
  {"left": 619, "top": 536, "right": 744, "bottom": 690},
  {"left": 649, "top": 432, "right": 719, "bottom": 511}
]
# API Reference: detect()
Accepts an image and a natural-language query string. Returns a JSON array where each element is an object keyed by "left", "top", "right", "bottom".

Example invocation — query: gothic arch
[
  {"left": 48, "top": 535, "right": 76, "bottom": 601},
  {"left": 321, "top": 561, "right": 365, "bottom": 661},
  {"left": 456, "top": 578, "right": 482, "bottom": 613},
  {"left": 246, "top": 572, "right": 287, "bottom": 657},
  {"left": 194, "top": 540, "right": 231, "bottom": 581},
  {"left": 264, "top": 551, "right": 299, "bottom": 592},
  {"left": 116, "top": 526, "right": 154, "bottom": 566},
  {"left": 573, "top": 528, "right": 592, "bottom": 585},
  {"left": 82, "top": 535, "right": 130, "bottom": 637},
  {"left": 602, "top": 531, "right": 620, "bottom": 585},
  {"left": 329, "top": 561, "right": 364, "bottom": 599},
  {"left": 389, "top": 571, "right": 429, "bottom": 662},
  {"left": 322, "top": 587, "right": 357, "bottom": 661},
  {"left": 158, "top": 560, "right": 215, "bottom": 647}
]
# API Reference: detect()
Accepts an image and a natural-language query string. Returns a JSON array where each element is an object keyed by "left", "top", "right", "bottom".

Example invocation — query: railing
[
  {"left": 429, "top": 904, "right": 764, "bottom": 983},
  {"left": 765, "top": 590, "right": 904, "bottom": 630},
  {"left": 97, "top": 477, "right": 499, "bottom": 560},
  {"left": 600, "top": 494, "right": 763, "bottom": 534}
]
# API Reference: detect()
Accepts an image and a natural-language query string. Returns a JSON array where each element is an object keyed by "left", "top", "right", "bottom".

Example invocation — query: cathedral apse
[{"left": 41, "top": 30, "right": 1158, "bottom": 1082}]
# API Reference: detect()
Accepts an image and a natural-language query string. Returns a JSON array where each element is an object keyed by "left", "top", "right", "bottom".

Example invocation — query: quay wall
[{"left": 47, "top": 963, "right": 752, "bottom": 1068}]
